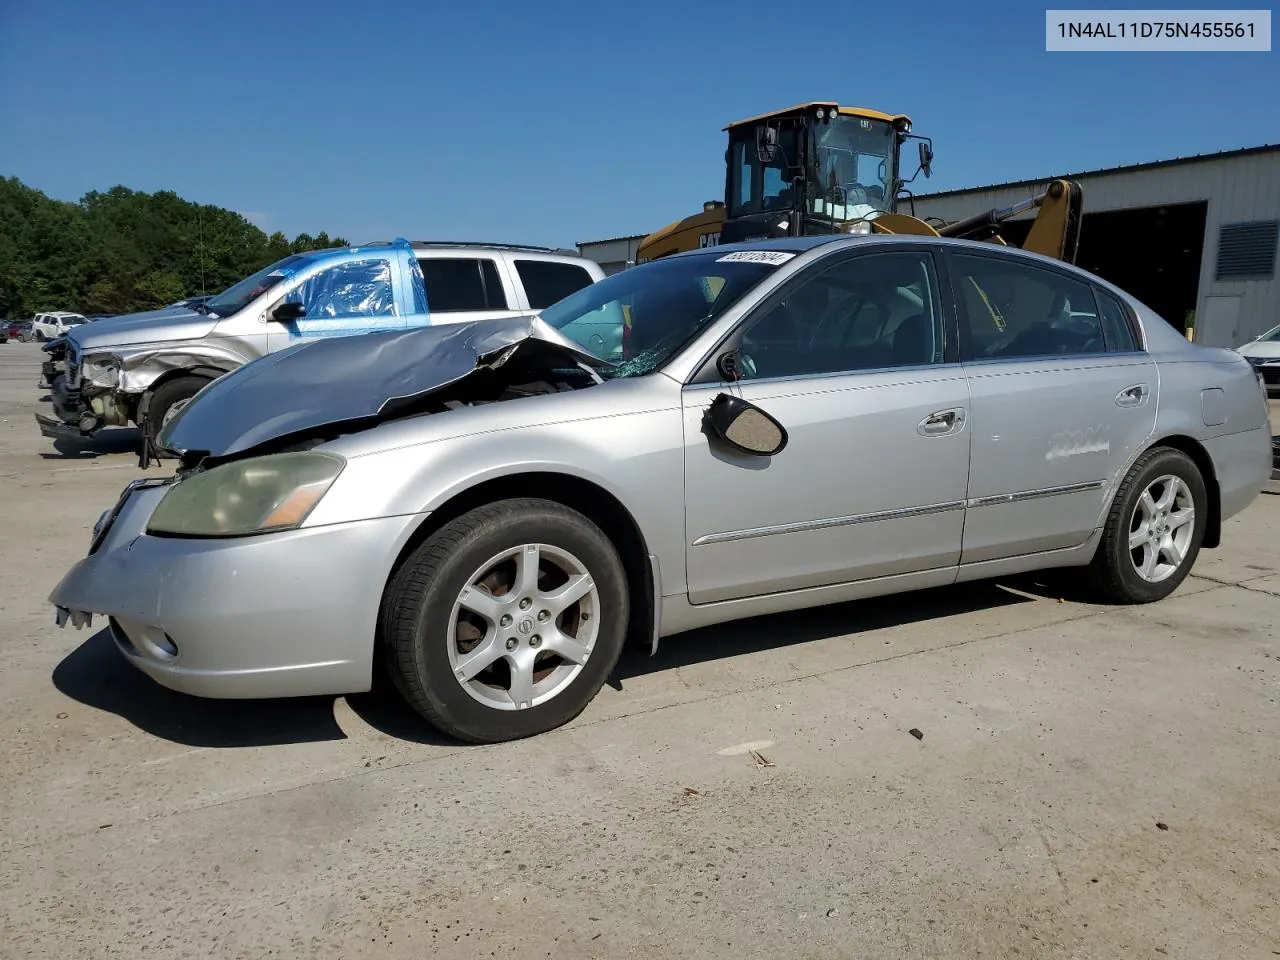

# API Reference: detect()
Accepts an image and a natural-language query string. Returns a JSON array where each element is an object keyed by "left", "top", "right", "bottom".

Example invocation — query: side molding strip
[
  {"left": 693, "top": 480, "right": 1108, "bottom": 547},
  {"left": 692, "top": 500, "right": 968, "bottom": 546},
  {"left": 965, "top": 479, "right": 1107, "bottom": 509}
]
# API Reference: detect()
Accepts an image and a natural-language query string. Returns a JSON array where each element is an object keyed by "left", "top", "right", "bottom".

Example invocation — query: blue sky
[{"left": 1, "top": 0, "right": 1276, "bottom": 248}]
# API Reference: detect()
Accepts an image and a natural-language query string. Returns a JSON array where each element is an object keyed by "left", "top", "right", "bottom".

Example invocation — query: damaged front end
[
  {"left": 39, "top": 337, "right": 67, "bottom": 387},
  {"left": 35, "top": 338, "right": 254, "bottom": 443},
  {"left": 158, "top": 314, "right": 614, "bottom": 469},
  {"left": 47, "top": 315, "right": 619, "bottom": 696},
  {"left": 36, "top": 337, "right": 106, "bottom": 440}
]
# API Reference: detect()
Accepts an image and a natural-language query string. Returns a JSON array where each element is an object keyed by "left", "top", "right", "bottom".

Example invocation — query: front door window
[{"left": 285, "top": 259, "right": 396, "bottom": 322}]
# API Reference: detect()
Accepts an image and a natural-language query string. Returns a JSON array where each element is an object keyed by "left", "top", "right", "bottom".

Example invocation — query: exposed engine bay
[{"left": 157, "top": 315, "right": 612, "bottom": 472}]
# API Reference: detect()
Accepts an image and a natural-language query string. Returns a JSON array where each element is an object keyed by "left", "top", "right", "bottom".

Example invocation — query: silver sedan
[{"left": 51, "top": 236, "right": 1274, "bottom": 742}]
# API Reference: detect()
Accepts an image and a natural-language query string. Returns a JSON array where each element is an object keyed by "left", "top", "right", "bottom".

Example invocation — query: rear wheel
[
  {"left": 143, "top": 375, "right": 211, "bottom": 449},
  {"left": 382, "top": 498, "right": 629, "bottom": 743},
  {"left": 1089, "top": 447, "right": 1206, "bottom": 603}
]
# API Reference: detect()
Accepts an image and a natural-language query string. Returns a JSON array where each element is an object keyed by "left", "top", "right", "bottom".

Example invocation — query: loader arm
[
  {"left": 868, "top": 179, "right": 1084, "bottom": 264},
  {"left": 937, "top": 179, "right": 1083, "bottom": 263},
  {"left": 1020, "top": 179, "right": 1083, "bottom": 263}
]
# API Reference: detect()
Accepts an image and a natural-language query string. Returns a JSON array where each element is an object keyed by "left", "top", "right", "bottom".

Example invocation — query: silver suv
[{"left": 36, "top": 240, "right": 603, "bottom": 450}]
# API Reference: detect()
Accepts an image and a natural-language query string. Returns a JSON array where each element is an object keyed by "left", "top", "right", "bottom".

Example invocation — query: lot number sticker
[{"left": 715, "top": 251, "right": 796, "bottom": 265}]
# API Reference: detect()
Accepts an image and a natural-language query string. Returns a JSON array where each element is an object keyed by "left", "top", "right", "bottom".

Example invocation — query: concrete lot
[{"left": 1, "top": 339, "right": 1278, "bottom": 959}]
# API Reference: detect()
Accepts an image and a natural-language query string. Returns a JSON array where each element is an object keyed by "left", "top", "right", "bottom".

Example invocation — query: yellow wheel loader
[{"left": 636, "top": 101, "right": 1082, "bottom": 264}]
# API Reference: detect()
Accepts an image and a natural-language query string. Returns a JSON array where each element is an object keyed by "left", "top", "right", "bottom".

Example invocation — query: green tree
[{"left": 0, "top": 176, "right": 351, "bottom": 318}]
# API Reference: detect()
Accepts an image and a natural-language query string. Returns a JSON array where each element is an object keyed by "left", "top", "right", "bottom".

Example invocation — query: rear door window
[
  {"left": 514, "top": 259, "right": 595, "bottom": 309},
  {"left": 950, "top": 253, "right": 1106, "bottom": 360},
  {"left": 417, "top": 258, "right": 509, "bottom": 312}
]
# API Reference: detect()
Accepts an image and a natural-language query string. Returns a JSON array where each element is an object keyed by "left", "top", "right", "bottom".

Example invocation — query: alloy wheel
[
  {"left": 1128, "top": 474, "right": 1196, "bottom": 583},
  {"left": 447, "top": 543, "right": 599, "bottom": 711}
]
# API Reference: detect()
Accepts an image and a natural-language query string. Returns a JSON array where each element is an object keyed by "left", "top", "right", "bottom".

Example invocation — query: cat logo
[{"left": 698, "top": 232, "right": 720, "bottom": 248}]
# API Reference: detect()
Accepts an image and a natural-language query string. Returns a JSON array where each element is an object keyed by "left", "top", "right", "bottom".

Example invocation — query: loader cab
[{"left": 722, "top": 103, "right": 913, "bottom": 245}]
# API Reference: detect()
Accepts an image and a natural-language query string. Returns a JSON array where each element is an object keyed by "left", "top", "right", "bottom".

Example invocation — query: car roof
[
  {"left": 664, "top": 235, "right": 852, "bottom": 261},
  {"left": 668, "top": 233, "right": 1107, "bottom": 276},
  {"left": 294, "top": 241, "right": 590, "bottom": 271}
]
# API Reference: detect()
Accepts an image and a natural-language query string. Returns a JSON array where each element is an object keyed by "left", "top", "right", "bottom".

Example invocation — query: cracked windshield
[{"left": 540, "top": 253, "right": 780, "bottom": 375}]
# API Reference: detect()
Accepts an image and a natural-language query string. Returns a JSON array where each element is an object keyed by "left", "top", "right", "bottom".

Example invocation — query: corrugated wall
[
  {"left": 577, "top": 236, "right": 644, "bottom": 274},
  {"left": 910, "top": 151, "right": 1280, "bottom": 345}
]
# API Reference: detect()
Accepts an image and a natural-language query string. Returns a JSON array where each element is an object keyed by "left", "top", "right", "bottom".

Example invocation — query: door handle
[
  {"left": 918, "top": 407, "right": 966, "bottom": 436},
  {"left": 1115, "top": 383, "right": 1149, "bottom": 408}
]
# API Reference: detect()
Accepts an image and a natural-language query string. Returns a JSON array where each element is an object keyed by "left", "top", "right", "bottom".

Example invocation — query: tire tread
[
  {"left": 381, "top": 497, "right": 626, "bottom": 743},
  {"left": 1088, "top": 446, "right": 1205, "bottom": 603}
]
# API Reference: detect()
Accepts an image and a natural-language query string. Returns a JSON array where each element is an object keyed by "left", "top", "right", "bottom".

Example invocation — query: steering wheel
[
  {"left": 838, "top": 183, "right": 869, "bottom": 206},
  {"left": 807, "top": 291, "right": 866, "bottom": 348}
]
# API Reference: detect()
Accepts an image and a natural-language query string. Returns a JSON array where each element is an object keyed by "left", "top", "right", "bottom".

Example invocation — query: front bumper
[
  {"left": 49, "top": 480, "right": 424, "bottom": 699},
  {"left": 35, "top": 412, "right": 87, "bottom": 441},
  {"left": 35, "top": 370, "right": 105, "bottom": 439}
]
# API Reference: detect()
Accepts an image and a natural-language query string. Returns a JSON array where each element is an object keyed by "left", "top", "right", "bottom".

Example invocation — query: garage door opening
[{"left": 998, "top": 200, "right": 1208, "bottom": 334}]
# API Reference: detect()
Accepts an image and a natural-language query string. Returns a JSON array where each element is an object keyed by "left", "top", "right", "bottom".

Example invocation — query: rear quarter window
[
  {"left": 1095, "top": 289, "right": 1140, "bottom": 352},
  {"left": 514, "top": 259, "right": 595, "bottom": 310}
]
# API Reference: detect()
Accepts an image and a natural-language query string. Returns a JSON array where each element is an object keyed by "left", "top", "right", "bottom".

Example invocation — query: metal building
[
  {"left": 909, "top": 144, "right": 1280, "bottom": 347},
  {"left": 574, "top": 234, "right": 645, "bottom": 275}
]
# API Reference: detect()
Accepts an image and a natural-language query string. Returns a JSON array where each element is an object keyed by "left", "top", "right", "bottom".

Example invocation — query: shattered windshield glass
[{"left": 539, "top": 253, "right": 782, "bottom": 377}]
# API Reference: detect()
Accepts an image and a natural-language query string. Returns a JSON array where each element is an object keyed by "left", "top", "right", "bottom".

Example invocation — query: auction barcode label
[{"left": 1046, "top": 9, "right": 1271, "bottom": 50}]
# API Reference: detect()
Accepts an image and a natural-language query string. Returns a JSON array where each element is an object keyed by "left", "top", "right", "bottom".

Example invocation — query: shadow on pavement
[
  {"left": 344, "top": 666, "right": 469, "bottom": 747},
  {"left": 612, "top": 578, "right": 1045, "bottom": 684},
  {"left": 51, "top": 575, "right": 1092, "bottom": 748},
  {"left": 52, "top": 628, "right": 348, "bottom": 747},
  {"left": 39, "top": 429, "right": 141, "bottom": 461}
]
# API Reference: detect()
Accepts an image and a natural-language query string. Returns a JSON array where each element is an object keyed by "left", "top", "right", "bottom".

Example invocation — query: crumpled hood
[
  {"left": 159, "top": 314, "right": 611, "bottom": 460},
  {"left": 69, "top": 307, "right": 217, "bottom": 351}
]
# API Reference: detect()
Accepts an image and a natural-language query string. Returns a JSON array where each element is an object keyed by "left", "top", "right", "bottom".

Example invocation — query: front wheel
[
  {"left": 143, "top": 375, "right": 211, "bottom": 449},
  {"left": 1089, "top": 447, "right": 1207, "bottom": 603},
  {"left": 382, "top": 498, "right": 630, "bottom": 743}
]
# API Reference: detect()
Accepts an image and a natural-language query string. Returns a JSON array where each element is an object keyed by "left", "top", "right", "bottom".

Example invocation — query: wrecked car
[
  {"left": 35, "top": 239, "right": 603, "bottom": 450},
  {"left": 50, "top": 235, "right": 1273, "bottom": 743}
]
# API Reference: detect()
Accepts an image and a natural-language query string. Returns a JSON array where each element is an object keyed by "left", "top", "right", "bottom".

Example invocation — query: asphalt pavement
[{"left": 1, "top": 340, "right": 1278, "bottom": 959}]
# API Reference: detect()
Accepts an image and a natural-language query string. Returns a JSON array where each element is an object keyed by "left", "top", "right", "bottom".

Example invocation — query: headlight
[
  {"left": 82, "top": 355, "right": 120, "bottom": 387},
  {"left": 845, "top": 220, "right": 874, "bottom": 235},
  {"left": 146, "top": 452, "right": 346, "bottom": 537}
]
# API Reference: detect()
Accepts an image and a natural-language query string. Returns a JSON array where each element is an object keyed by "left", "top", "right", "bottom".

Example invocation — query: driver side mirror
[
  {"left": 271, "top": 301, "right": 306, "bottom": 323},
  {"left": 705, "top": 393, "right": 788, "bottom": 457},
  {"left": 918, "top": 141, "right": 934, "bottom": 179}
]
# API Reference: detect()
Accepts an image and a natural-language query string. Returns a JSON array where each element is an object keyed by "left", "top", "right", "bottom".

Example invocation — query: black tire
[
  {"left": 143, "top": 375, "right": 210, "bottom": 447},
  {"left": 382, "top": 498, "right": 629, "bottom": 743},
  {"left": 34, "top": 329, "right": 46, "bottom": 342},
  {"left": 1088, "top": 446, "right": 1207, "bottom": 603}
]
